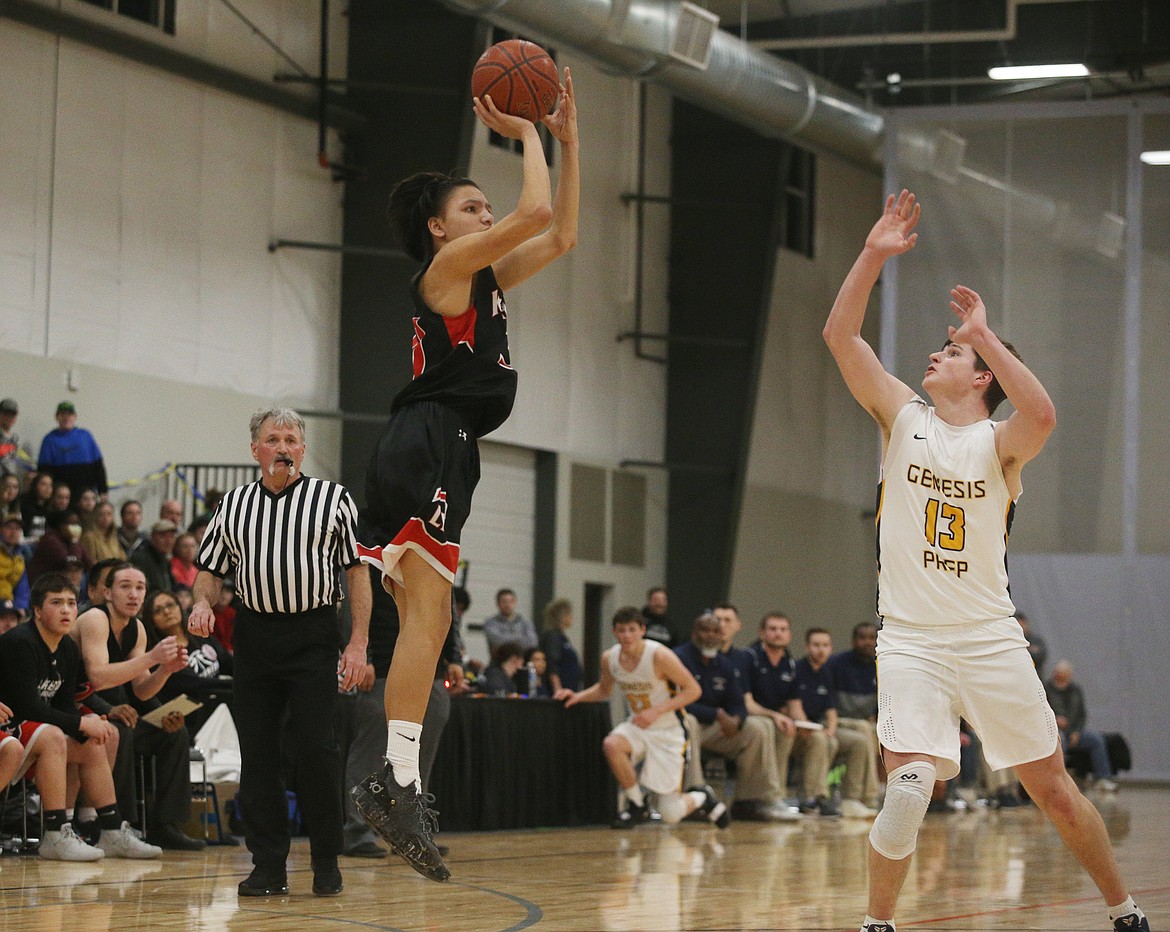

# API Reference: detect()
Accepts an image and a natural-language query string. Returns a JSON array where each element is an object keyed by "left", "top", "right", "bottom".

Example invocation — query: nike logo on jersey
[
  {"left": 397, "top": 733, "right": 417, "bottom": 743},
  {"left": 914, "top": 433, "right": 926, "bottom": 440}
]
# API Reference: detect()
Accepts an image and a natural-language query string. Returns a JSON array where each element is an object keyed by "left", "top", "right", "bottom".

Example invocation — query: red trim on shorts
[{"left": 359, "top": 519, "right": 460, "bottom": 577}]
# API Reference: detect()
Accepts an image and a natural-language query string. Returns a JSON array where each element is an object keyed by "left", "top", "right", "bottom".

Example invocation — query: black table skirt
[{"left": 429, "top": 696, "right": 616, "bottom": 832}]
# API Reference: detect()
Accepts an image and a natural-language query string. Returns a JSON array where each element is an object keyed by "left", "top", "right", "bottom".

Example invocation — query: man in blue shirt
[
  {"left": 827, "top": 621, "right": 882, "bottom": 810},
  {"left": 37, "top": 402, "right": 107, "bottom": 500},
  {"left": 675, "top": 613, "right": 787, "bottom": 821}
]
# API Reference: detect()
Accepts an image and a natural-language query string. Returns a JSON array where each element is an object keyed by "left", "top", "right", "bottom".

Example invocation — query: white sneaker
[
  {"left": 839, "top": 799, "right": 879, "bottom": 819},
  {"left": 40, "top": 823, "right": 105, "bottom": 861},
  {"left": 96, "top": 821, "right": 162, "bottom": 859},
  {"left": 1098, "top": 778, "right": 1119, "bottom": 793}
]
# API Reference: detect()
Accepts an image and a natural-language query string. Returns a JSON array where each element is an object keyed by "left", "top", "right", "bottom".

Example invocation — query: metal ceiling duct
[{"left": 438, "top": 0, "right": 885, "bottom": 165}]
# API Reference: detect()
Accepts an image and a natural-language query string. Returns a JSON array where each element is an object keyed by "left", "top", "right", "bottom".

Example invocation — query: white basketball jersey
[
  {"left": 608, "top": 639, "right": 678, "bottom": 730},
  {"left": 877, "top": 398, "right": 1017, "bottom": 627}
]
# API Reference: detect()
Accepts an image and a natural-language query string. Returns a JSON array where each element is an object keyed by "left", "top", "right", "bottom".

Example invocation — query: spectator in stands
[
  {"left": 1017, "top": 612, "right": 1048, "bottom": 677},
  {"left": 0, "top": 398, "right": 34, "bottom": 479},
  {"left": 476, "top": 640, "right": 525, "bottom": 697},
  {"left": 1045, "top": 660, "right": 1117, "bottom": 792},
  {"left": 452, "top": 586, "right": 480, "bottom": 675},
  {"left": 0, "top": 571, "right": 162, "bottom": 861},
  {"left": 49, "top": 483, "right": 71, "bottom": 513},
  {"left": 62, "top": 555, "right": 86, "bottom": 600},
  {"left": 117, "top": 500, "right": 147, "bottom": 557},
  {"left": 641, "top": 585, "right": 674, "bottom": 646},
  {"left": 0, "top": 598, "right": 23, "bottom": 634},
  {"left": 74, "top": 563, "right": 204, "bottom": 850},
  {"left": 80, "top": 501, "right": 126, "bottom": 564},
  {"left": 713, "top": 602, "right": 754, "bottom": 686},
  {"left": 211, "top": 577, "right": 237, "bottom": 653},
  {"left": 0, "top": 515, "right": 30, "bottom": 611},
  {"left": 203, "top": 488, "right": 225, "bottom": 516},
  {"left": 170, "top": 532, "right": 199, "bottom": 589},
  {"left": 483, "top": 588, "right": 537, "bottom": 653},
  {"left": 131, "top": 519, "right": 177, "bottom": 593},
  {"left": 19, "top": 471, "right": 54, "bottom": 539},
  {"left": 540, "top": 597, "right": 581, "bottom": 693},
  {"left": 522, "top": 647, "right": 555, "bottom": 697},
  {"left": 76, "top": 488, "right": 100, "bottom": 532},
  {"left": 159, "top": 499, "right": 184, "bottom": 528},
  {"left": 80, "top": 558, "right": 121, "bottom": 612},
  {"left": 144, "top": 587, "right": 232, "bottom": 737},
  {"left": 676, "top": 612, "right": 788, "bottom": 822},
  {"left": 37, "top": 402, "right": 108, "bottom": 500},
  {"left": 826, "top": 621, "right": 882, "bottom": 809},
  {"left": 172, "top": 583, "right": 194, "bottom": 616},
  {"left": 555, "top": 607, "right": 726, "bottom": 830},
  {"left": 28, "top": 509, "right": 91, "bottom": 583},
  {"left": 743, "top": 612, "right": 801, "bottom": 802},
  {"left": 188, "top": 511, "right": 212, "bottom": 544},
  {"left": 1, "top": 473, "right": 23, "bottom": 519},
  {"left": 794, "top": 628, "right": 876, "bottom": 818}
]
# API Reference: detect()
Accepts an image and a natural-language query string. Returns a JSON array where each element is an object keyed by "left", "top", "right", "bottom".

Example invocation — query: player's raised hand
[
  {"left": 541, "top": 67, "right": 577, "bottom": 144},
  {"left": 473, "top": 93, "right": 539, "bottom": 141},
  {"left": 948, "top": 284, "right": 990, "bottom": 344},
  {"left": 866, "top": 189, "right": 920, "bottom": 259}
]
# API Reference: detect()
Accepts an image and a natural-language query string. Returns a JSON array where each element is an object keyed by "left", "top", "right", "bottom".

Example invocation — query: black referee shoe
[
  {"left": 351, "top": 760, "right": 450, "bottom": 883},
  {"left": 238, "top": 868, "right": 288, "bottom": 897}
]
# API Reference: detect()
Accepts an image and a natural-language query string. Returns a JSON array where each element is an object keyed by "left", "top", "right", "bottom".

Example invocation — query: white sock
[
  {"left": 78, "top": 806, "right": 97, "bottom": 823},
  {"left": 625, "top": 784, "right": 645, "bottom": 808},
  {"left": 686, "top": 790, "right": 707, "bottom": 810},
  {"left": 65, "top": 808, "right": 74, "bottom": 822},
  {"left": 386, "top": 720, "right": 423, "bottom": 790},
  {"left": 1108, "top": 896, "right": 1143, "bottom": 922},
  {"left": 862, "top": 916, "right": 895, "bottom": 931}
]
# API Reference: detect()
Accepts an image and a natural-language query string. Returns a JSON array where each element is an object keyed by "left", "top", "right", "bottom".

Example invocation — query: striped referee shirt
[{"left": 196, "top": 476, "right": 361, "bottom": 615}]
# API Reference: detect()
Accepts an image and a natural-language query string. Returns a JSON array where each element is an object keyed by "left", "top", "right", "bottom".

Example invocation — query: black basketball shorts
[{"left": 358, "top": 401, "right": 480, "bottom": 585}]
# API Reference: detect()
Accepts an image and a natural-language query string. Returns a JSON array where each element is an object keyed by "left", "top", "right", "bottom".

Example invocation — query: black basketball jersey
[{"left": 391, "top": 262, "right": 518, "bottom": 438}]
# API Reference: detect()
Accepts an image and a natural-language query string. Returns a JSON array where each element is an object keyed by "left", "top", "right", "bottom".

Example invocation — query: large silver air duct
[{"left": 438, "top": 0, "right": 885, "bottom": 165}]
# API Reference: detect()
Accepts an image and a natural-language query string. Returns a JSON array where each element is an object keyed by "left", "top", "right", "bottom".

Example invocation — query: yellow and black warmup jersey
[
  {"left": 877, "top": 398, "right": 1017, "bottom": 627},
  {"left": 608, "top": 640, "right": 681, "bottom": 732},
  {"left": 392, "top": 262, "right": 518, "bottom": 439}
]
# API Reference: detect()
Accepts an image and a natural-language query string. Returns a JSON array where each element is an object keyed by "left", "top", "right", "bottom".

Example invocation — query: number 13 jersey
[
  {"left": 877, "top": 398, "right": 1017, "bottom": 627},
  {"left": 608, "top": 640, "right": 680, "bottom": 731}
]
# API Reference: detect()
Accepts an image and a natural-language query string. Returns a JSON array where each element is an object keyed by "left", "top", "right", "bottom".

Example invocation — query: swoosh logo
[
  {"left": 397, "top": 733, "right": 417, "bottom": 743},
  {"left": 913, "top": 434, "right": 926, "bottom": 440}
]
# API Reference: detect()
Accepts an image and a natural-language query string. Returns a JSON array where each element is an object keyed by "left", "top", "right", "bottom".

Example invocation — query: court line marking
[{"left": 901, "top": 883, "right": 1170, "bottom": 927}]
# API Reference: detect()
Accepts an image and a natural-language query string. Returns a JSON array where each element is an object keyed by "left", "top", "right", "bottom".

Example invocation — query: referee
[{"left": 189, "top": 408, "right": 371, "bottom": 898}]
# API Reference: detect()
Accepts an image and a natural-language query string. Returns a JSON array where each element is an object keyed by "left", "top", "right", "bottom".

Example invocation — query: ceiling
[{"left": 696, "top": 0, "right": 1170, "bottom": 107}]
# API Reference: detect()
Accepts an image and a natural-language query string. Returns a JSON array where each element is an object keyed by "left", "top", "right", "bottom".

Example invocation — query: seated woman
[
  {"left": 475, "top": 641, "right": 524, "bottom": 698},
  {"left": 522, "top": 647, "right": 555, "bottom": 698},
  {"left": 143, "top": 588, "right": 233, "bottom": 736}
]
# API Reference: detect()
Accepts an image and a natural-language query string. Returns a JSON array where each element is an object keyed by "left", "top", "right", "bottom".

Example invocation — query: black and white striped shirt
[{"left": 196, "top": 476, "right": 361, "bottom": 615}]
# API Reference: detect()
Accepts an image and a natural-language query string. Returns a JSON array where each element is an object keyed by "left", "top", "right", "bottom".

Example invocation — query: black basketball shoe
[
  {"left": 611, "top": 800, "right": 661, "bottom": 829},
  {"left": 350, "top": 760, "right": 450, "bottom": 882},
  {"left": 1114, "top": 914, "right": 1150, "bottom": 931}
]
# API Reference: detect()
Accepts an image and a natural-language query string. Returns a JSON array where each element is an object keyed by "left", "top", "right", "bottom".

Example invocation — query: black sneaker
[
  {"left": 350, "top": 760, "right": 450, "bottom": 883},
  {"left": 1114, "top": 914, "right": 1150, "bottom": 931},
  {"left": 311, "top": 857, "right": 343, "bottom": 896},
  {"left": 238, "top": 868, "right": 289, "bottom": 897},
  {"left": 695, "top": 784, "right": 731, "bottom": 828},
  {"left": 611, "top": 800, "right": 659, "bottom": 829},
  {"left": 861, "top": 923, "right": 896, "bottom": 932}
]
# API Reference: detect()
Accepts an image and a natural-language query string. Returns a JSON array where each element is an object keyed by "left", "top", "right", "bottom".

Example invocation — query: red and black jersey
[{"left": 391, "top": 262, "right": 518, "bottom": 438}]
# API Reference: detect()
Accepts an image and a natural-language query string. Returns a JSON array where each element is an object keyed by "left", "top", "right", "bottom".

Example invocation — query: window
[
  {"left": 485, "top": 27, "right": 556, "bottom": 167},
  {"left": 779, "top": 147, "right": 815, "bottom": 257},
  {"left": 80, "top": 0, "right": 176, "bottom": 35}
]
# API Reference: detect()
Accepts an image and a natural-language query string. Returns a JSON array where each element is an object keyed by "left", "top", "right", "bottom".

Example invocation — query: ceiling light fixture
[
  {"left": 988, "top": 63, "right": 1090, "bottom": 81},
  {"left": 1139, "top": 150, "right": 1170, "bottom": 165}
]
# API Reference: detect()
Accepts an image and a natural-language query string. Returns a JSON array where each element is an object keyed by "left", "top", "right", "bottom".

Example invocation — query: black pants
[
  {"left": 109, "top": 717, "right": 191, "bottom": 827},
  {"left": 233, "top": 605, "right": 342, "bottom": 871}
]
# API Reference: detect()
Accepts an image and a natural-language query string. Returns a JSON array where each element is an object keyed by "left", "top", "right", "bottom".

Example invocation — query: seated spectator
[
  {"left": 555, "top": 607, "right": 726, "bottom": 829},
  {"left": 19, "top": 471, "right": 54, "bottom": 540},
  {"left": 187, "top": 511, "right": 212, "bottom": 544},
  {"left": 62, "top": 555, "right": 87, "bottom": 601},
  {"left": 640, "top": 586, "right": 675, "bottom": 647},
  {"left": 483, "top": 588, "right": 537, "bottom": 653},
  {"left": 676, "top": 613, "right": 788, "bottom": 822},
  {"left": 130, "top": 520, "right": 177, "bottom": 593},
  {"left": 172, "top": 583, "right": 194, "bottom": 616},
  {"left": 521, "top": 647, "right": 555, "bottom": 697},
  {"left": 80, "top": 558, "right": 122, "bottom": 613},
  {"left": 170, "top": 532, "right": 199, "bottom": 590},
  {"left": 50, "top": 482, "right": 72, "bottom": 514},
  {"left": 1045, "top": 660, "right": 1117, "bottom": 792},
  {"left": 159, "top": 499, "right": 184, "bottom": 528},
  {"left": 80, "top": 501, "right": 126, "bottom": 563},
  {"left": 212, "top": 577, "right": 237, "bottom": 653},
  {"left": 539, "top": 598, "right": 581, "bottom": 693},
  {"left": 0, "top": 398, "right": 34, "bottom": 481},
  {"left": 116, "top": 500, "right": 147, "bottom": 557},
  {"left": 0, "top": 473, "right": 23, "bottom": 519},
  {"left": 74, "top": 563, "right": 204, "bottom": 850},
  {"left": 713, "top": 602, "right": 754, "bottom": 685},
  {"left": 0, "top": 599, "right": 23, "bottom": 635},
  {"left": 1017, "top": 611, "right": 1048, "bottom": 678},
  {"left": 0, "top": 571, "right": 161, "bottom": 860},
  {"left": 0, "top": 514, "right": 30, "bottom": 610},
  {"left": 76, "top": 488, "right": 100, "bottom": 532},
  {"left": 826, "top": 621, "right": 882, "bottom": 809},
  {"left": 27, "top": 509, "right": 91, "bottom": 583},
  {"left": 742, "top": 612, "right": 801, "bottom": 803},
  {"left": 37, "top": 401, "right": 108, "bottom": 500},
  {"left": 476, "top": 641, "right": 525, "bottom": 697},
  {"left": 143, "top": 587, "right": 232, "bottom": 736},
  {"left": 793, "top": 628, "right": 876, "bottom": 818}
]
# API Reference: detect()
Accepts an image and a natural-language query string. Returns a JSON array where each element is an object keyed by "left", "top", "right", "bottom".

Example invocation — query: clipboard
[{"left": 141, "top": 694, "right": 203, "bottom": 728}]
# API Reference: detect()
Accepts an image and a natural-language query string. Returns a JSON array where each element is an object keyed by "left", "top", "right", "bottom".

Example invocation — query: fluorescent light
[
  {"left": 988, "top": 63, "right": 1090, "bottom": 81},
  {"left": 1140, "top": 150, "right": 1170, "bottom": 166}
]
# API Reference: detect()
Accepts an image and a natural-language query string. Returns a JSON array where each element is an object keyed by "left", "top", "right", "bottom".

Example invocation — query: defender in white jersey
[
  {"left": 556, "top": 607, "right": 728, "bottom": 829},
  {"left": 824, "top": 191, "right": 1149, "bottom": 932}
]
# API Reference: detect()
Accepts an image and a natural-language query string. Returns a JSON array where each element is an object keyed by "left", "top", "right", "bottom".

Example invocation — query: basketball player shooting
[
  {"left": 349, "top": 71, "right": 578, "bottom": 883},
  {"left": 822, "top": 190, "right": 1150, "bottom": 932}
]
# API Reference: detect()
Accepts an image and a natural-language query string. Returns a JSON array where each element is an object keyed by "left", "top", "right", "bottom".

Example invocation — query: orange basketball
[{"left": 471, "top": 39, "right": 560, "bottom": 122}]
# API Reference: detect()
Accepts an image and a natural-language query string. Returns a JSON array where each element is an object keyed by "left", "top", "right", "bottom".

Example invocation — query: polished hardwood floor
[{"left": 1, "top": 785, "right": 1165, "bottom": 931}]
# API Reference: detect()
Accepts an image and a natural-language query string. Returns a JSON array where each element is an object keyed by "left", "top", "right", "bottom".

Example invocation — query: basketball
[{"left": 471, "top": 39, "right": 561, "bottom": 122}]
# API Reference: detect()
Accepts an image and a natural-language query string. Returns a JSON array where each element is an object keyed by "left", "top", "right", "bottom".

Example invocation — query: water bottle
[{"left": 526, "top": 662, "right": 538, "bottom": 698}]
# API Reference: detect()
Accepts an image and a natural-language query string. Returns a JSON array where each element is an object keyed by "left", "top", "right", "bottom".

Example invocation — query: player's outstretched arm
[
  {"left": 823, "top": 190, "right": 919, "bottom": 434},
  {"left": 495, "top": 67, "right": 579, "bottom": 292},
  {"left": 948, "top": 286, "right": 1056, "bottom": 473}
]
